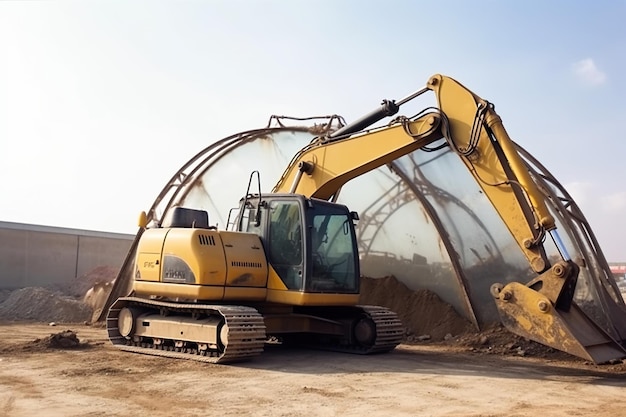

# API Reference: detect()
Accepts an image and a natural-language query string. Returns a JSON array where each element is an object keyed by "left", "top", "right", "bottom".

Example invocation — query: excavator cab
[{"left": 234, "top": 194, "right": 360, "bottom": 295}]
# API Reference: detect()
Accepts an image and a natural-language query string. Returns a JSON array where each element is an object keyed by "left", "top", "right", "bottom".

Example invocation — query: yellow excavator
[{"left": 103, "top": 74, "right": 626, "bottom": 364}]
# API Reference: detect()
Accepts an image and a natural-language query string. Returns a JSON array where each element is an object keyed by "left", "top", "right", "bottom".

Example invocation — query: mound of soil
[
  {"left": 31, "top": 330, "right": 84, "bottom": 349},
  {"left": 0, "top": 287, "right": 92, "bottom": 323},
  {"left": 359, "top": 276, "right": 475, "bottom": 340},
  {"left": 357, "top": 276, "right": 615, "bottom": 363},
  {"left": 0, "top": 330, "right": 93, "bottom": 354}
]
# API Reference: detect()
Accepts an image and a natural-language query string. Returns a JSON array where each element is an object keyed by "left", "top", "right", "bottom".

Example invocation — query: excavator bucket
[
  {"left": 495, "top": 283, "right": 626, "bottom": 363},
  {"left": 491, "top": 259, "right": 626, "bottom": 363}
]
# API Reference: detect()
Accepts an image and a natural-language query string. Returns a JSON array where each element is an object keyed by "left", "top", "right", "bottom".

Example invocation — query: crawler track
[
  {"left": 351, "top": 305, "right": 404, "bottom": 353},
  {"left": 107, "top": 297, "right": 266, "bottom": 363},
  {"left": 281, "top": 305, "right": 404, "bottom": 354}
]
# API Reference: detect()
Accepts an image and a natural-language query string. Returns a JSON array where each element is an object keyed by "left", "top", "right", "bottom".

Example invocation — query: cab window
[{"left": 268, "top": 200, "right": 303, "bottom": 289}]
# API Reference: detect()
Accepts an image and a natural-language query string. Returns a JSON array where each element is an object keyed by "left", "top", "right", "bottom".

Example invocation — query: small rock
[
  {"left": 49, "top": 322, "right": 57, "bottom": 326},
  {"left": 444, "top": 333, "right": 453, "bottom": 341},
  {"left": 417, "top": 334, "right": 431, "bottom": 341},
  {"left": 479, "top": 335, "right": 489, "bottom": 345}
]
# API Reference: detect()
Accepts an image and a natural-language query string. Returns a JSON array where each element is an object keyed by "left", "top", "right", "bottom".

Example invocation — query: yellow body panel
[
  {"left": 220, "top": 231, "right": 268, "bottom": 288},
  {"left": 135, "top": 229, "right": 169, "bottom": 281},
  {"left": 134, "top": 228, "right": 269, "bottom": 302},
  {"left": 134, "top": 281, "right": 225, "bottom": 300},
  {"left": 266, "top": 288, "right": 360, "bottom": 306},
  {"left": 136, "top": 253, "right": 161, "bottom": 282},
  {"left": 134, "top": 281, "right": 268, "bottom": 302},
  {"left": 223, "top": 287, "right": 267, "bottom": 301},
  {"left": 162, "top": 228, "right": 227, "bottom": 286},
  {"left": 266, "top": 265, "right": 288, "bottom": 290}
]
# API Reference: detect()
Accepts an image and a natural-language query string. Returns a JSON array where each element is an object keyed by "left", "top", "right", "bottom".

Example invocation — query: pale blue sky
[{"left": 1, "top": 1, "right": 625, "bottom": 260}]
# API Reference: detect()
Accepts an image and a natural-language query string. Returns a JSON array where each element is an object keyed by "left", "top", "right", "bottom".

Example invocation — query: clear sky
[{"left": 1, "top": 1, "right": 625, "bottom": 261}]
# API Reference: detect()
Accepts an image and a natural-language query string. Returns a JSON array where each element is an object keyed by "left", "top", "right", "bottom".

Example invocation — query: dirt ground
[{"left": 1, "top": 322, "right": 625, "bottom": 417}]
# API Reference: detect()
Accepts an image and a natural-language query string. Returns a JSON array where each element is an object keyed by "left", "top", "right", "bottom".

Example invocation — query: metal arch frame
[
  {"left": 515, "top": 143, "right": 626, "bottom": 341},
  {"left": 150, "top": 115, "right": 346, "bottom": 226},
  {"left": 516, "top": 145, "right": 616, "bottom": 293}
]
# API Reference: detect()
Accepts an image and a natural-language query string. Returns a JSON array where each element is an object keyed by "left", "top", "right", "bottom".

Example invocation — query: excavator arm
[{"left": 272, "top": 74, "right": 626, "bottom": 363}]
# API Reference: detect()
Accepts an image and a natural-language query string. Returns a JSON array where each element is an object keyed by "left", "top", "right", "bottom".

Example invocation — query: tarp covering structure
[{"left": 104, "top": 115, "right": 626, "bottom": 345}]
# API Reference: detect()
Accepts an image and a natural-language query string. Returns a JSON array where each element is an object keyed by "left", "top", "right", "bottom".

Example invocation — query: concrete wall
[{"left": 0, "top": 221, "right": 134, "bottom": 290}]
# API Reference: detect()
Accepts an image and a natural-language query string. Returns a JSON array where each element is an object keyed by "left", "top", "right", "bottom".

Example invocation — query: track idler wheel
[
  {"left": 353, "top": 317, "right": 376, "bottom": 347},
  {"left": 219, "top": 322, "right": 229, "bottom": 351},
  {"left": 118, "top": 307, "right": 141, "bottom": 338}
]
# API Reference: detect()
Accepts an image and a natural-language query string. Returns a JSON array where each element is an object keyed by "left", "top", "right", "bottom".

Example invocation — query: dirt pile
[
  {"left": 0, "top": 330, "right": 93, "bottom": 354},
  {"left": 31, "top": 330, "right": 85, "bottom": 349},
  {"left": 359, "top": 276, "right": 475, "bottom": 340},
  {"left": 0, "top": 287, "right": 92, "bottom": 323},
  {"left": 358, "top": 276, "right": 602, "bottom": 362}
]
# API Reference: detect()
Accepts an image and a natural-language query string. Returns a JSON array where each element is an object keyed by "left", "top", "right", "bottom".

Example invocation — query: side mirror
[
  {"left": 138, "top": 211, "right": 148, "bottom": 228},
  {"left": 350, "top": 211, "right": 360, "bottom": 221}
]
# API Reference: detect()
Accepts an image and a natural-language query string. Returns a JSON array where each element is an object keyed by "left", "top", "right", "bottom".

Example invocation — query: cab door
[{"left": 266, "top": 199, "right": 305, "bottom": 290}]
